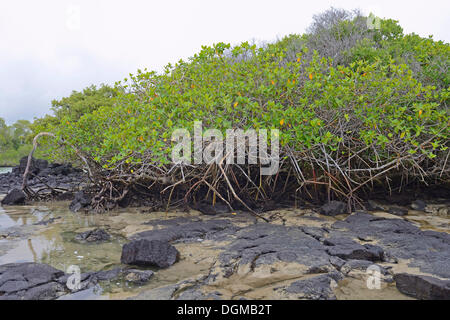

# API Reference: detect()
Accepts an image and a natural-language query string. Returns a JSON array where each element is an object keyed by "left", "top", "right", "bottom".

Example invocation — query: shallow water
[
  {"left": 0, "top": 167, "right": 12, "bottom": 174},
  {"left": 0, "top": 204, "right": 125, "bottom": 270},
  {"left": 0, "top": 203, "right": 134, "bottom": 299},
  {"left": 0, "top": 201, "right": 213, "bottom": 299}
]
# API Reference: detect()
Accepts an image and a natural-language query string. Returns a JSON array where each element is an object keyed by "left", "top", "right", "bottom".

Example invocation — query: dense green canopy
[{"left": 28, "top": 8, "right": 450, "bottom": 208}]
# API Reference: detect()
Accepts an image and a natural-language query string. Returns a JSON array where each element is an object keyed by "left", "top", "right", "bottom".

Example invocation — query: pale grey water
[{"left": 0, "top": 167, "right": 12, "bottom": 174}]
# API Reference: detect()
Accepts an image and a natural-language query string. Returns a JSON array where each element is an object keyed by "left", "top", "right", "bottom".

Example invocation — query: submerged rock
[
  {"left": 1, "top": 189, "right": 26, "bottom": 206},
  {"left": 33, "top": 217, "right": 61, "bottom": 226},
  {"left": 319, "top": 201, "right": 346, "bottom": 216},
  {"left": 121, "top": 239, "right": 179, "bottom": 268},
  {"left": 93, "top": 268, "right": 123, "bottom": 281},
  {"left": 131, "top": 284, "right": 179, "bottom": 300},
  {"left": 74, "top": 228, "right": 111, "bottom": 243},
  {"left": 394, "top": 273, "right": 450, "bottom": 300},
  {"left": 124, "top": 269, "right": 154, "bottom": 284}
]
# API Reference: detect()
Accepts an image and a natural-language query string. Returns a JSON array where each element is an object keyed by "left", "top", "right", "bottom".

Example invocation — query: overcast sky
[{"left": 0, "top": 0, "right": 449, "bottom": 124}]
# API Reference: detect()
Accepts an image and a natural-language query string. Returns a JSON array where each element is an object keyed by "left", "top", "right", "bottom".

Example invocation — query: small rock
[
  {"left": 325, "top": 238, "right": 384, "bottom": 262},
  {"left": 306, "top": 264, "right": 335, "bottom": 274},
  {"left": 69, "top": 191, "right": 91, "bottom": 212},
  {"left": 131, "top": 284, "right": 178, "bottom": 300},
  {"left": 94, "top": 268, "right": 123, "bottom": 281},
  {"left": 388, "top": 206, "right": 408, "bottom": 216},
  {"left": 383, "top": 251, "right": 398, "bottom": 264},
  {"left": 411, "top": 200, "right": 427, "bottom": 211},
  {"left": 192, "top": 201, "right": 230, "bottom": 215},
  {"left": 124, "top": 269, "right": 154, "bottom": 284},
  {"left": 23, "top": 282, "right": 65, "bottom": 300},
  {"left": 121, "top": 239, "right": 179, "bottom": 268},
  {"left": 340, "top": 260, "right": 388, "bottom": 275},
  {"left": 329, "top": 256, "right": 346, "bottom": 270},
  {"left": 319, "top": 201, "right": 347, "bottom": 216},
  {"left": 438, "top": 207, "right": 449, "bottom": 217},
  {"left": 394, "top": 273, "right": 450, "bottom": 300},
  {"left": 1, "top": 189, "right": 26, "bottom": 206},
  {"left": 74, "top": 228, "right": 111, "bottom": 243},
  {"left": 34, "top": 217, "right": 61, "bottom": 226},
  {"left": 284, "top": 272, "right": 343, "bottom": 300}
]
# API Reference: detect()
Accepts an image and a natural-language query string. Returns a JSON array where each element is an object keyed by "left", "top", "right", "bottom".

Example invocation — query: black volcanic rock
[
  {"left": 0, "top": 157, "right": 85, "bottom": 197},
  {"left": 121, "top": 239, "right": 179, "bottom": 268},
  {"left": 1, "top": 189, "right": 26, "bottom": 206},
  {"left": 69, "top": 191, "right": 92, "bottom": 212},
  {"left": 388, "top": 206, "right": 408, "bottom": 216},
  {"left": 320, "top": 201, "right": 347, "bottom": 216},
  {"left": 394, "top": 273, "right": 450, "bottom": 300}
]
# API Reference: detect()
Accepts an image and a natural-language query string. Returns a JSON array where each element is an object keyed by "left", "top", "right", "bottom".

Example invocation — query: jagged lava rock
[{"left": 394, "top": 273, "right": 450, "bottom": 300}]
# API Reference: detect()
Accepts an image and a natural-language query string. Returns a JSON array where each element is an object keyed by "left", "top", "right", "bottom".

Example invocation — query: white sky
[{"left": 0, "top": 0, "right": 449, "bottom": 124}]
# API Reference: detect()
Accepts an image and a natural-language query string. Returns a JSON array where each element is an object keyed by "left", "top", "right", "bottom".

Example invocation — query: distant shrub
[{"left": 305, "top": 8, "right": 369, "bottom": 65}]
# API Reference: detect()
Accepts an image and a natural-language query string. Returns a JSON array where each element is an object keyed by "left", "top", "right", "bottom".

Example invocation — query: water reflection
[
  {"left": 0, "top": 167, "right": 12, "bottom": 174},
  {"left": 0, "top": 204, "right": 125, "bottom": 272}
]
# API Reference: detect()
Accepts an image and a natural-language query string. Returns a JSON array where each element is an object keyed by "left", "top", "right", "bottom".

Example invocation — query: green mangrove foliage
[
  {"left": 32, "top": 9, "right": 449, "bottom": 210},
  {"left": 0, "top": 118, "right": 41, "bottom": 166},
  {"left": 32, "top": 84, "right": 116, "bottom": 162}
]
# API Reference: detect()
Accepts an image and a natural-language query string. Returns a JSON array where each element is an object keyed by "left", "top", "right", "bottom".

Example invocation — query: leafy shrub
[{"left": 31, "top": 9, "right": 449, "bottom": 209}]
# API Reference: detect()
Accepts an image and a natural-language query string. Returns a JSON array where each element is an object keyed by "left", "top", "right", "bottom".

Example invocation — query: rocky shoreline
[
  {"left": 0, "top": 158, "right": 449, "bottom": 300},
  {"left": 1, "top": 201, "right": 449, "bottom": 300},
  {"left": 126, "top": 209, "right": 450, "bottom": 300},
  {"left": 0, "top": 262, "right": 155, "bottom": 300},
  {"left": 0, "top": 157, "right": 86, "bottom": 205}
]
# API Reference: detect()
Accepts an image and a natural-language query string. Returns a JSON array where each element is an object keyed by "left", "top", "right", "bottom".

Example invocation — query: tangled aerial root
[{"left": 23, "top": 133, "right": 449, "bottom": 219}]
